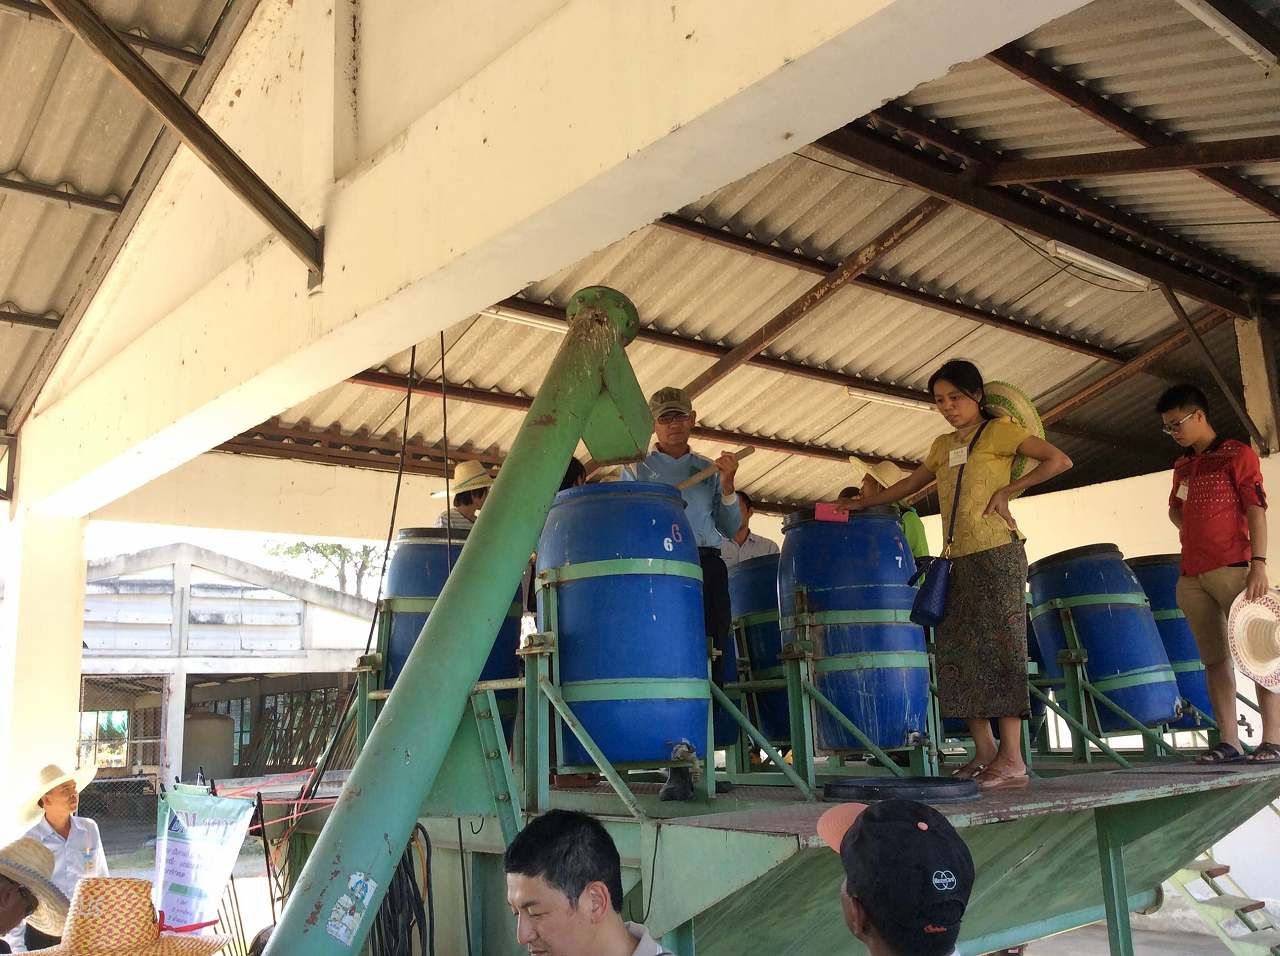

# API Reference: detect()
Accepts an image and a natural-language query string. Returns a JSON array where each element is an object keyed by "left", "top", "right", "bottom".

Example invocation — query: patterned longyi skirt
[{"left": 935, "top": 540, "right": 1030, "bottom": 720}]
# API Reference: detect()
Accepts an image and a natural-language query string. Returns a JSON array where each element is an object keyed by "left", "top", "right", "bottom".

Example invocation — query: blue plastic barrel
[
  {"left": 537, "top": 483, "right": 709, "bottom": 766},
  {"left": 1127, "top": 554, "right": 1214, "bottom": 729},
  {"left": 729, "top": 554, "right": 788, "bottom": 743},
  {"left": 778, "top": 508, "right": 928, "bottom": 751},
  {"left": 1028, "top": 544, "right": 1180, "bottom": 732},
  {"left": 383, "top": 528, "right": 521, "bottom": 716}
]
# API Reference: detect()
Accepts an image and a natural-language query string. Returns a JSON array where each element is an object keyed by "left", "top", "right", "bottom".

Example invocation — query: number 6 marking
[{"left": 671, "top": 523, "right": 683, "bottom": 543}]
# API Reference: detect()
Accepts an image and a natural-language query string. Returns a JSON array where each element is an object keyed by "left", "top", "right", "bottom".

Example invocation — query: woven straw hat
[
  {"left": 0, "top": 837, "right": 70, "bottom": 936},
  {"left": 431, "top": 459, "right": 496, "bottom": 498},
  {"left": 22, "top": 763, "right": 99, "bottom": 828},
  {"left": 846, "top": 458, "right": 909, "bottom": 497},
  {"left": 982, "top": 381, "right": 1045, "bottom": 491},
  {"left": 39, "top": 878, "right": 231, "bottom": 955},
  {"left": 1229, "top": 590, "right": 1280, "bottom": 691}
]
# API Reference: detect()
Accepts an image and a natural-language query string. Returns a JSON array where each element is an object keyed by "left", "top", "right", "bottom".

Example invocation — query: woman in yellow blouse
[{"left": 838, "top": 361, "right": 1072, "bottom": 791}]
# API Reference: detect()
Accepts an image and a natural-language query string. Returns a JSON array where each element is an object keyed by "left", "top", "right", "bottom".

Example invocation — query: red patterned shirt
[{"left": 1169, "top": 437, "right": 1267, "bottom": 576}]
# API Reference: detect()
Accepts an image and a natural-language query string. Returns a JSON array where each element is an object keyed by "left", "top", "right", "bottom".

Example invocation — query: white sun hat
[{"left": 1229, "top": 589, "right": 1280, "bottom": 691}]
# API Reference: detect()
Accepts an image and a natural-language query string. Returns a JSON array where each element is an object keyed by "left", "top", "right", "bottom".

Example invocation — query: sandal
[
  {"left": 1246, "top": 741, "right": 1280, "bottom": 765},
  {"left": 1196, "top": 742, "right": 1245, "bottom": 765},
  {"left": 976, "top": 766, "right": 1029, "bottom": 792},
  {"left": 950, "top": 758, "right": 988, "bottom": 781}
]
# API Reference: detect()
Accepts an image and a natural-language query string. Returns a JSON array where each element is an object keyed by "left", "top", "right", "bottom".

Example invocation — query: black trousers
[
  {"left": 699, "top": 547, "right": 732, "bottom": 687},
  {"left": 25, "top": 924, "right": 60, "bottom": 950}
]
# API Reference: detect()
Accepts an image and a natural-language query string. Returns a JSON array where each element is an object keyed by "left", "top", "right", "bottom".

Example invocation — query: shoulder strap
[{"left": 943, "top": 421, "right": 990, "bottom": 552}]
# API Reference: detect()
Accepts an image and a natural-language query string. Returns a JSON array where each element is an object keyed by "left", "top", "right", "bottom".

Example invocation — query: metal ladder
[{"left": 1170, "top": 852, "right": 1280, "bottom": 955}]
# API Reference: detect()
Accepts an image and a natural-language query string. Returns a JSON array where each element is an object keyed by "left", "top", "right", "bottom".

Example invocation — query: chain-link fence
[{"left": 77, "top": 674, "right": 165, "bottom": 863}]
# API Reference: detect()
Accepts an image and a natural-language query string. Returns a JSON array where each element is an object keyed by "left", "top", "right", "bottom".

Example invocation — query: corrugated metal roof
[
  {"left": 268, "top": 0, "right": 1279, "bottom": 510},
  {"left": 0, "top": 0, "right": 227, "bottom": 410}
]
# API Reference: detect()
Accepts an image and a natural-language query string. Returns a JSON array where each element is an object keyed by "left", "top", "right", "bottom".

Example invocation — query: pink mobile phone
[{"left": 814, "top": 502, "right": 848, "bottom": 523}]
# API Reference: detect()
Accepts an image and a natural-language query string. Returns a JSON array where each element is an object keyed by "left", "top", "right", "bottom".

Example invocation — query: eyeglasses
[
  {"left": 656, "top": 412, "right": 691, "bottom": 425},
  {"left": 1161, "top": 410, "right": 1197, "bottom": 435}
]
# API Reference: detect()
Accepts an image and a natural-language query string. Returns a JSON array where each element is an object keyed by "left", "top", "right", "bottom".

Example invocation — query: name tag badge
[
  {"left": 1176, "top": 483, "right": 1189, "bottom": 501},
  {"left": 948, "top": 445, "right": 968, "bottom": 468}
]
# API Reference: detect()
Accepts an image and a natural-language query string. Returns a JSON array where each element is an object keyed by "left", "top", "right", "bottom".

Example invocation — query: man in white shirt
[
  {"left": 20, "top": 764, "right": 108, "bottom": 950},
  {"left": 818, "top": 799, "right": 973, "bottom": 956},
  {"left": 719, "top": 492, "right": 780, "bottom": 569},
  {"left": 505, "top": 810, "right": 673, "bottom": 956}
]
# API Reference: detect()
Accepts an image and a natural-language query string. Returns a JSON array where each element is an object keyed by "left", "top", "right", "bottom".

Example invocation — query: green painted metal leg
[
  {"left": 1095, "top": 810, "right": 1136, "bottom": 956},
  {"left": 709, "top": 683, "right": 812, "bottom": 798},
  {"left": 784, "top": 655, "right": 817, "bottom": 792},
  {"left": 1028, "top": 684, "right": 1132, "bottom": 769},
  {"left": 661, "top": 918, "right": 696, "bottom": 955},
  {"left": 702, "top": 667, "right": 717, "bottom": 802},
  {"left": 522, "top": 640, "right": 552, "bottom": 814},
  {"left": 471, "top": 690, "right": 523, "bottom": 844},
  {"left": 539, "top": 677, "right": 647, "bottom": 819},
  {"left": 264, "top": 289, "right": 648, "bottom": 956}
]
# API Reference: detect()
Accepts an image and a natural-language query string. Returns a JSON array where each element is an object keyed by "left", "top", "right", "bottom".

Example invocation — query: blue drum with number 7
[
  {"left": 537, "top": 482, "right": 710, "bottom": 766},
  {"left": 778, "top": 507, "right": 928, "bottom": 752}
]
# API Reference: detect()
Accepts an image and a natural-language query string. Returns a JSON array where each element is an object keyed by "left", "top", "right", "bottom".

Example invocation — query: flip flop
[
  {"left": 951, "top": 762, "right": 987, "bottom": 781},
  {"left": 976, "top": 766, "right": 1030, "bottom": 792}
]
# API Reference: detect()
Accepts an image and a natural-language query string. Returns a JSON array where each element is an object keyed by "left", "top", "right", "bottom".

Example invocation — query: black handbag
[{"left": 909, "top": 422, "right": 989, "bottom": 628}]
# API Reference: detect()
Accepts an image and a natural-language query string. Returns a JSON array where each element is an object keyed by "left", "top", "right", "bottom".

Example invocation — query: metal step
[
  {"left": 1200, "top": 894, "right": 1267, "bottom": 914},
  {"left": 1182, "top": 859, "right": 1231, "bottom": 879}
]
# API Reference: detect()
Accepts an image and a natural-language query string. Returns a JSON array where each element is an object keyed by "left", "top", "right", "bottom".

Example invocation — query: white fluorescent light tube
[
  {"left": 1175, "top": 0, "right": 1279, "bottom": 68},
  {"left": 845, "top": 385, "right": 934, "bottom": 411},
  {"left": 483, "top": 305, "right": 567, "bottom": 334},
  {"left": 1045, "top": 242, "right": 1154, "bottom": 290}
]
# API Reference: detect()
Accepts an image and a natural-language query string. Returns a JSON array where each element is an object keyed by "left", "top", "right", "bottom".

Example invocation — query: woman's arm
[
  {"left": 836, "top": 464, "right": 935, "bottom": 512},
  {"left": 983, "top": 435, "right": 1073, "bottom": 525}
]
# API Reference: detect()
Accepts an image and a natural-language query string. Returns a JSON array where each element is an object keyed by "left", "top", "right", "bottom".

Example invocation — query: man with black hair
[
  {"left": 720, "top": 491, "right": 779, "bottom": 569},
  {"left": 1157, "top": 384, "right": 1275, "bottom": 764},
  {"left": 504, "top": 809, "right": 672, "bottom": 956},
  {"left": 435, "top": 460, "right": 495, "bottom": 531},
  {"left": 818, "top": 799, "right": 974, "bottom": 956}
]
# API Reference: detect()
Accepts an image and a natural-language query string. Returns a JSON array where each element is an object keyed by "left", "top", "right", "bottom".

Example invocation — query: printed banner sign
[{"left": 154, "top": 786, "right": 255, "bottom": 931}]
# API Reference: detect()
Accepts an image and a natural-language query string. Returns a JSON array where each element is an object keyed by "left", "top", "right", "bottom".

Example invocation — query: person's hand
[
  {"left": 715, "top": 451, "right": 738, "bottom": 494},
  {"left": 835, "top": 497, "right": 868, "bottom": 514},
  {"left": 983, "top": 487, "right": 1017, "bottom": 530},
  {"left": 1245, "top": 561, "right": 1269, "bottom": 601}
]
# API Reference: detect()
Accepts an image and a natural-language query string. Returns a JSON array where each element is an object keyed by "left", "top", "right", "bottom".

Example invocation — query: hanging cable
[
  {"left": 457, "top": 818, "right": 474, "bottom": 956},
  {"left": 440, "top": 331, "right": 455, "bottom": 572}
]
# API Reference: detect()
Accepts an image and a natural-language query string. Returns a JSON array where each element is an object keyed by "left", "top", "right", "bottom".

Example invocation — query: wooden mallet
[{"left": 676, "top": 446, "right": 755, "bottom": 490}]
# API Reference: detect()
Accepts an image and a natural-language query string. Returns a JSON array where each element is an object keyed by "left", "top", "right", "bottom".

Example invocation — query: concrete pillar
[
  {"left": 160, "top": 665, "right": 188, "bottom": 787},
  {"left": 0, "top": 506, "right": 86, "bottom": 834},
  {"left": 1236, "top": 314, "right": 1280, "bottom": 455}
]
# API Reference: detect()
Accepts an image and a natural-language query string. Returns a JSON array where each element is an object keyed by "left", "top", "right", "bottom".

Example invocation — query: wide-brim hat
[
  {"left": 1229, "top": 590, "right": 1280, "bottom": 690},
  {"left": 39, "top": 878, "right": 231, "bottom": 955},
  {"left": 847, "top": 458, "right": 908, "bottom": 496},
  {"left": 430, "top": 459, "right": 496, "bottom": 498},
  {"left": 0, "top": 837, "right": 70, "bottom": 936},
  {"left": 22, "top": 763, "right": 99, "bottom": 828},
  {"left": 982, "top": 381, "right": 1045, "bottom": 493}
]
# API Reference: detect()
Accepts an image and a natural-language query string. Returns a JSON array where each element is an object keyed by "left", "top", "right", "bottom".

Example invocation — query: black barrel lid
[
  {"left": 1125, "top": 553, "right": 1182, "bottom": 569},
  {"left": 396, "top": 527, "right": 471, "bottom": 542},
  {"left": 783, "top": 504, "right": 900, "bottom": 532},
  {"left": 1027, "top": 543, "right": 1121, "bottom": 577},
  {"left": 822, "top": 776, "right": 979, "bottom": 804}
]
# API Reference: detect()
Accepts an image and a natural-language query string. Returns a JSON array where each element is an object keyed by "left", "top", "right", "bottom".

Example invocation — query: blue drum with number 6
[{"left": 537, "top": 482, "right": 710, "bottom": 765}]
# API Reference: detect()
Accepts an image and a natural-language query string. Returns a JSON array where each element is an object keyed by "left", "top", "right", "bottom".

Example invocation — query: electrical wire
[
  {"left": 457, "top": 819, "right": 474, "bottom": 956},
  {"left": 441, "top": 330, "right": 455, "bottom": 572},
  {"left": 638, "top": 825, "right": 662, "bottom": 924},
  {"left": 1002, "top": 224, "right": 1147, "bottom": 294}
]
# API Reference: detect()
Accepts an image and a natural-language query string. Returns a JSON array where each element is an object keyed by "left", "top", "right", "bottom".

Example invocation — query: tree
[{"left": 268, "top": 542, "right": 386, "bottom": 597}]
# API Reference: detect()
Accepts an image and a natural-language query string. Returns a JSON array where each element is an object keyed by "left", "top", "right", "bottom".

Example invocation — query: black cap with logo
[{"left": 819, "top": 799, "right": 975, "bottom": 950}]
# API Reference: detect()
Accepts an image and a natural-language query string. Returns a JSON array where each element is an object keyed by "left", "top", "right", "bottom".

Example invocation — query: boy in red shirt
[{"left": 1158, "top": 385, "right": 1274, "bottom": 764}]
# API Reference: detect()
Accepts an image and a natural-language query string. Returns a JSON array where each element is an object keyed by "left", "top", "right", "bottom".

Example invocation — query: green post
[
  {"left": 662, "top": 918, "right": 696, "bottom": 954},
  {"left": 264, "top": 288, "right": 647, "bottom": 956},
  {"left": 1058, "top": 608, "right": 1093, "bottom": 764},
  {"left": 1095, "top": 808, "right": 1136, "bottom": 956},
  {"left": 522, "top": 631, "right": 554, "bottom": 814},
  {"left": 783, "top": 648, "right": 817, "bottom": 792}
]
